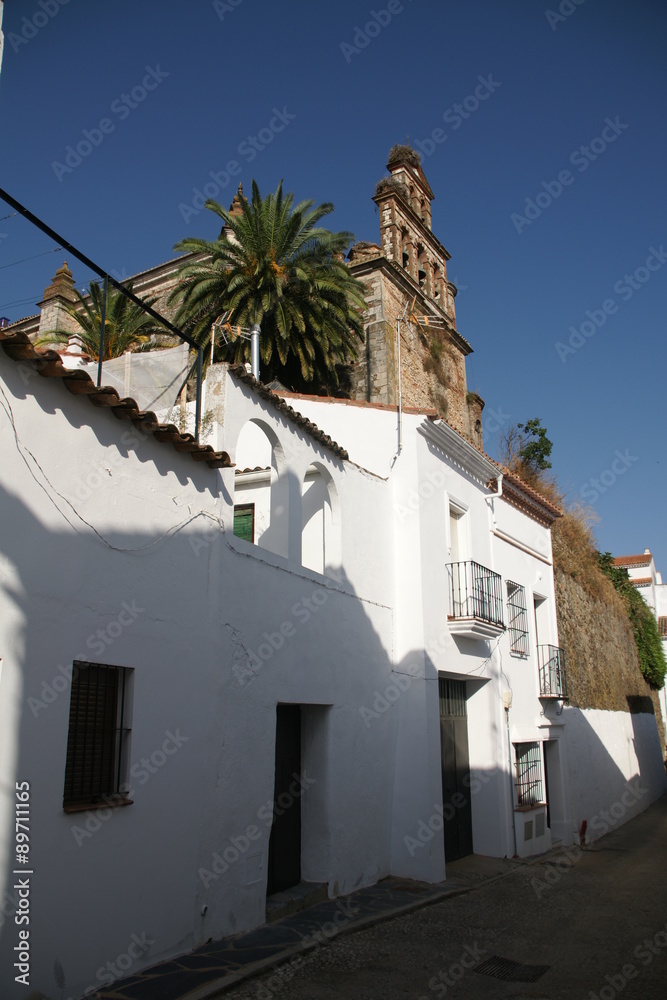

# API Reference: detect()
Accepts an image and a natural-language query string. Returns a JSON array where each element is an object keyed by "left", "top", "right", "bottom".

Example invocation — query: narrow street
[{"left": 220, "top": 796, "right": 667, "bottom": 1000}]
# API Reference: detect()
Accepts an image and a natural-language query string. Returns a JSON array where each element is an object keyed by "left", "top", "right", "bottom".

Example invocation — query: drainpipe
[
  {"left": 486, "top": 473, "right": 503, "bottom": 529},
  {"left": 250, "top": 324, "right": 260, "bottom": 381},
  {"left": 396, "top": 316, "right": 403, "bottom": 455},
  {"left": 504, "top": 691, "right": 518, "bottom": 858}
]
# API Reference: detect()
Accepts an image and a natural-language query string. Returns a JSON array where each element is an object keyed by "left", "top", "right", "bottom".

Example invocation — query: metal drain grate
[{"left": 474, "top": 955, "right": 550, "bottom": 982}]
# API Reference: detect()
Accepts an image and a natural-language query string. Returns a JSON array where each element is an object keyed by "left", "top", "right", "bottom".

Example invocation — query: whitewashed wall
[
  {"left": 564, "top": 705, "right": 667, "bottom": 845},
  {"left": 0, "top": 362, "right": 397, "bottom": 1000},
  {"left": 287, "top": 397, "right": 575, "bottom": 865}
]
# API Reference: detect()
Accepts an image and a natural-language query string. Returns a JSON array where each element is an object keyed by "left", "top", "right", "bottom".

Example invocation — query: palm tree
[
  {"left": 168, "top": 181, "right": 368, "bottom": 392},
  {"left": 36, "top": 281, "right": 164, "bottom": 362}
]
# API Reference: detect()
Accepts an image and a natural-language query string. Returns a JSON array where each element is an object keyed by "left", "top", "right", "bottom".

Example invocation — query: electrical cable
[
  {"left": 0, "top": 298, "right": 40, "bottom": 311},
  {"left": 0, "top": 246, "right": 63, "bottom": 271}
]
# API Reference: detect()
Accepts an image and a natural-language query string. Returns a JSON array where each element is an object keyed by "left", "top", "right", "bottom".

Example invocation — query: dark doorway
[
  {"left": 544, "top": 745, "right": 551, "bottom": 830},
  {"left": 439, "top": 678, "right": 473, "bottom": 861},
  {"left": 267, "top": 704, "right": 301, "bottom": 895}
]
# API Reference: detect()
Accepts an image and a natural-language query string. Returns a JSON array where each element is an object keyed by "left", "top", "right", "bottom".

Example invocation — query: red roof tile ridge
[
  {"left": 229, "top": 366, "right": 349, "bottom": 461},
  {"left": 275, "top": 389, "right": 438, "bottom": 416},
  {"left": 613, "top": 553, "right": 652, "bottom": 566},
  {"left": 0, "top": 328, "right": 231, "bottom": 471},
  {"left": 498, "top": 466, "right": 563, "bottom": 517}
]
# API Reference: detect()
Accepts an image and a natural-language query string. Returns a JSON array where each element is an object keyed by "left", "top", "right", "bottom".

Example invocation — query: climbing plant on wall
[{"left": 598, "top": 552, "right": 667, "bottom": 688}]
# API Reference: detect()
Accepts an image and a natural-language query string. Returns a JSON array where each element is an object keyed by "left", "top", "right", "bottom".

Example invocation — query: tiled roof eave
[
  {"left": 499, "top": 478, "right": 561, "bottom": 527},
  {"left": 228, "top": 366, "right": 349, "bottom": 461},
  {"left": 613, "top": 554, "right": 652, "bottom": 568},
  {"left": 0, "top": 329, "right": 231, "bottom": 471},
  {"left": 423, "top": 415, "right": 562, "bottom": 523}
]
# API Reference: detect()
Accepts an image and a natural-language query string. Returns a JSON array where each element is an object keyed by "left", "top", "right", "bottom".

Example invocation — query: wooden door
[
  {"left": 439, "top": 679, "right": 473, "bottom": 860},
  {"left": 267, "top": 705, "right": 301, "bottom": 895}
]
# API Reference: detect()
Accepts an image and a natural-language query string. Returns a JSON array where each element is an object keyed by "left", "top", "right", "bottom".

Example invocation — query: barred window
[
  {"left": 63, "top": 663, "right": 132, "bottom": 811},
  {"left": 514, "top": 741, "right": 543, "bottom": 806},
  {"left": 506, "top": 581, "right": 529, "bottom": 655},
  {"left": 439, "top": 678, "right": 467, "bottom": 717},
  {"left": 659, "top": 617, "right": 667, "bottom": 638}
]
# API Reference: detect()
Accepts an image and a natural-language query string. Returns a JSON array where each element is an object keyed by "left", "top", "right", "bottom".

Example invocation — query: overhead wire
[{"left": 0, "top": 246, "right": 63, "bottom": 271}]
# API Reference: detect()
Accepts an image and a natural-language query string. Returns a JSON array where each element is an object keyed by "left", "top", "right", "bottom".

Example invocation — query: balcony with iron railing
[
  {"left": 537, "top": 644, "right": 568, "bottom": 699},
  {"left": 446, "top": 560, "right": 505, "bottom": 639}
]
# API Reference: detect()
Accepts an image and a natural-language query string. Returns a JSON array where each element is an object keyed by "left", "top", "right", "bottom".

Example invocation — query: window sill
[
  {"left": 63, "top": 796, "right": 133, "bottom": 814},
  {"left": 515, "top": 803, "right": 546, "bottom": 813}
]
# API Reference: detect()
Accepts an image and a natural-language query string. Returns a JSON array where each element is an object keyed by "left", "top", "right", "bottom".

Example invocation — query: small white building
[{"left": 614, "top": 550, "right": 667, "bottom": 742}]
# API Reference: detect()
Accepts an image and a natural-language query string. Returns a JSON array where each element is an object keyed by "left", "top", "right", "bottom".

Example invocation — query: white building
[
  {"left": 0, "top": 145, "right": 665, "bottom": 998},
  {"left": 614, "top": 549, "right": 667, "bottom": 741},
  {"left": 0, "top": 324, "right": 574, "bottom": 998}
]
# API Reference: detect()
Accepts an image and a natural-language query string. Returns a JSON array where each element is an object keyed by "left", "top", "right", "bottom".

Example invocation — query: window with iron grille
[
  {"left": 659, "top": 616, "right": 667, "bottom": 638},
  {"left": 439, "top": 678, "right": 467, "bottom": 717},
  {"left": 506, "top": 581, "right": 529, "bottom": 655},
  {"left": 63, "top": 663, "right": 132, "bottom": 811},
  {"left": 514, "top": 741, "right": 543, "bottom": 806}
]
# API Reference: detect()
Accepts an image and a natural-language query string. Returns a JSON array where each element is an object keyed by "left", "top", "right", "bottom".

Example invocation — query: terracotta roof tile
[
  {"left": 275, "top": 388, "right": 437, "bottom": 417},
  {"left": 629, "top": 577, "right": 652, "bottom": 587},
  {"left": 0, "top": 328, "right": 231, "bottom": 471},
  {"left": 279, "top": 389, "right": 561, "bottom": 524},
  {"left": 229, "top": 367, "right": 349, "bottom": 461},
  {"left": 613, "top": 553, "right": 652, "bottom": 567},
  {"left": 425, "top": 415, "right": 563, "bottom": 524}
]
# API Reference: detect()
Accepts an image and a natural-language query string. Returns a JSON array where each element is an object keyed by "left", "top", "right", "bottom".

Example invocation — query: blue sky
[{"left": 1, "top": 0, "right": 666, "bottom": 569}]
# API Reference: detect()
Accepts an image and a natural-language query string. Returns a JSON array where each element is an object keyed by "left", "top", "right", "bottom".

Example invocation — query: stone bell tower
[
  {"left": 347, "top": 145, "right": 484, "bottom": 448},
  {"left": 37, "top": 262, "right": 79, "bottom": 338}
]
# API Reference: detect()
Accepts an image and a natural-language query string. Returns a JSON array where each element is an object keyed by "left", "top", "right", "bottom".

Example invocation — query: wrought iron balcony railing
[
  {"left": 538, "top": 644, "right": 568, "bottom": 699},
  {"left": 447, "top": 560, "right": 505, "bottom": 629}
]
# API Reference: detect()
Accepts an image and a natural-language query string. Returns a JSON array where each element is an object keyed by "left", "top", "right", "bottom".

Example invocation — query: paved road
[{"left": 221, "top": 796, "right": 667, "bottom": 1000}]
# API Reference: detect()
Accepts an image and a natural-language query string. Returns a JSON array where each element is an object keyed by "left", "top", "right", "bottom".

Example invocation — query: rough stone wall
[
  {"left": 347, "top": 271, "right": 397, "bottom": 404},
  {"left": 37, "top": 296, "right": 79, "bottom": 337},
  {"left": 347, "top": 265, "right": 469, "bottom": 431},
  {"left": 555, "top": 569, "right": 665, "bottom": 753}
]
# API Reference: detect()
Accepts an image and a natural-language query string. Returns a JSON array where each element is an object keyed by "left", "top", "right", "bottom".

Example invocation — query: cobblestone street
[{"left": 218, "top": 796, "right": 667, "bottom": 1000}]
